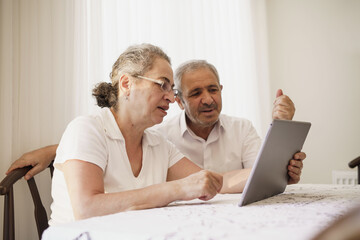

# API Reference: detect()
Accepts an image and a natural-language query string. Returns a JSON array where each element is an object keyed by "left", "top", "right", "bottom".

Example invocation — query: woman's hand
[{"left": 175, "top": 170, "right": 223, "bottom": 201}]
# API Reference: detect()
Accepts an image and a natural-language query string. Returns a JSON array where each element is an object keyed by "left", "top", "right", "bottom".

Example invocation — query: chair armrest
[
  {"left": 0, "top": 166, "right": 32, "bottom": 195},
  {"left": 349, "top": 156, "right": 360, "bottom": 169}
]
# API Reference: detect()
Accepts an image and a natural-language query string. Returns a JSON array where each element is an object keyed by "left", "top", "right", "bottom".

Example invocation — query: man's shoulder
[
  {"left": 155, "top": 113, "right": 182, "bottom": 132},
  {"left": 151, "top": 113, "right": 182, "bottom": 142},
  {"left": 163, "top": 113, "right": 182, "bottom": 126},
  {"left": 219, "top": 114, "right": 254, "bottom": 128},
  {"left": 219, "top": 114, "right": 260, "bottom": 141}
]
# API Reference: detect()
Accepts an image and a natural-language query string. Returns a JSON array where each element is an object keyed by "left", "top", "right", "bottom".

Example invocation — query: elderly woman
[{"left": 49, "top": 44, "right": 224, "bottom": 225}]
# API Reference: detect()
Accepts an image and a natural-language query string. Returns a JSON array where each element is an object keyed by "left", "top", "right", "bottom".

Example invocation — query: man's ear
[{"left": 175, "top": 96, "right": 185, "bottom": 110}]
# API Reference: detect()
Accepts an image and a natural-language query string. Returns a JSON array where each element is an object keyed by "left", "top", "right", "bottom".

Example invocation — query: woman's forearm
[
  {"left": 63, "top": 160, "right": 222, "bottom": 220},
  {"left": 74, "top": 181, "right": 181, "bottom": 220}
]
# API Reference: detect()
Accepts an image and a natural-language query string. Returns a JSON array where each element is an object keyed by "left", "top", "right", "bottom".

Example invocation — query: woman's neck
[{"left": 110, "top": 108, "right": 145, "bottom": 146}]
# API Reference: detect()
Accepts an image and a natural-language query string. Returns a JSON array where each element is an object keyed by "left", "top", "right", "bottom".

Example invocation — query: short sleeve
[
  {"left": 55, "top": 116, "right": 108, "bottom": 171},
  {"left": 166, "top": 139, "right": 184, "bottom": 168},
  {"left": 241, "top": 122, "right": 262, "bottom": 168}
]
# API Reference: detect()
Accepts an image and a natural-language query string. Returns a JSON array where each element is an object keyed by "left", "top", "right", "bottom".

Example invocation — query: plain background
[{"left": 266, "top": 0, "right": 360, "bottom": 183}]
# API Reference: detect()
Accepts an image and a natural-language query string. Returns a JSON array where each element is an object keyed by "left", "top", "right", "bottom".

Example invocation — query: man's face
[{"left": 176, "top": 68, "right": 223, "bottom": 129}]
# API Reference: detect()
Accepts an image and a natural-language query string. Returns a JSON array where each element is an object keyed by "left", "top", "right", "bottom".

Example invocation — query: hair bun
[{"left": 92, "top": 82, "right": 118, "bottom": 108}]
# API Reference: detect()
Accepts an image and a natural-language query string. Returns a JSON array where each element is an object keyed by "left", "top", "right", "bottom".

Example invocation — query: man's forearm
[
  {"left": 220, "top": 168, "right": 252, "bottom": 194},
  {"left": 6, "top": 144, "right": 59, "bottom": 179},
  {"left": 40, "top": 144, "right": 58, "bottom": 161}
]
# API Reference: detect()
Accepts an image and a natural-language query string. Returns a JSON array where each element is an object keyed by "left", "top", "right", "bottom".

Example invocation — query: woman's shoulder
[
  {"left": 68, "top": 114, "right": 100, "bottom": 127},
  {"left": 65, "top": 111, "right": 105, "bottom": 135}
]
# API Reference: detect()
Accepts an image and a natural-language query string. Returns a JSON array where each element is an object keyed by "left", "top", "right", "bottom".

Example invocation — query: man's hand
[
  {"left": 272, "top": 89, "right": 295, "bottom": 120},
  {"left": 6, "top": 145, "right": 58, "bottom": 180},
  {"left": 287, "top": 152, "right": 306, "bottom": 184}
]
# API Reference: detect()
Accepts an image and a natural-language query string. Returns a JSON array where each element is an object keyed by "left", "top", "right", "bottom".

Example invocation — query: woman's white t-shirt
[{"left": 49, "top": 108, "right": 184, "bottom": 225}]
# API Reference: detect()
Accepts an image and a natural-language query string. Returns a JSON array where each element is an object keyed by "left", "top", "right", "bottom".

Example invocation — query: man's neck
[{"left": 185, "top": 115, "right": 217, "bottom": 141}]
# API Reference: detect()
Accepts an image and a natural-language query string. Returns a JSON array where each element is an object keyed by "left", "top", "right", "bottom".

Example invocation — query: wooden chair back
[
  {"left": 0, "top": 161, "right": 54, "bottom": 240},
  {"left": 349, "top": 156, "right": 360, "bottom": 184}
]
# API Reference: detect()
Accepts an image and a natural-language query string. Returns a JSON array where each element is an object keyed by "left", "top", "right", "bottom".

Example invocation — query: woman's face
[{"left": 128, "top": 57, "right": 175, "bottom": 127}]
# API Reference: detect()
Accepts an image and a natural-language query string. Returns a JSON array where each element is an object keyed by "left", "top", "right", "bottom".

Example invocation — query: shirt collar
[
  {"left": 218, "top": 114, "right": 225, "bottom": 131},
  {"left": 100, "top": 108, "right": 159, "bottom": 146},
  {"left": 101, "top": 108, "right": 124, "bottom": 141},
  {"left": 179, "top": 111, "right": 225, "bottom": 138},
  {"left": 179, "top": 111, "right": 189, "bottom": 136}
]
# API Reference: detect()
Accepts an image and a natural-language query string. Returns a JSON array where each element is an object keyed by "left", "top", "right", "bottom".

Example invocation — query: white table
[{"left": 42, "top": 184, "right": 360, "bottom": 240}]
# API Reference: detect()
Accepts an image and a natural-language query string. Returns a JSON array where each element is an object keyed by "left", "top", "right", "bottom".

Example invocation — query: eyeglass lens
[{"left": 162, "top": 82, "right": 179, "bottom": 96}]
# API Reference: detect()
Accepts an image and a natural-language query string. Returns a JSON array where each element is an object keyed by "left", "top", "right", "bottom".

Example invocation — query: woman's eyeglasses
[{"left": 136, "top": 76, "right": 179, "bottom": 96}]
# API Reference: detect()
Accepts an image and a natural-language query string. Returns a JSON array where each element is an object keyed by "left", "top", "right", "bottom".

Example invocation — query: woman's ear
[{"left": 119, "top": 74, "right": 131, "bottom": 96}]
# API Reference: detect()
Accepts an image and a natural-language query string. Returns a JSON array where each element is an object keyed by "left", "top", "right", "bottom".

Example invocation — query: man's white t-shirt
[
  {"left": 155, "top": 111, "right": 261, "bottom": 173},
  {"left": 49, "top": 108, "right": 184, "bottom": 225}
]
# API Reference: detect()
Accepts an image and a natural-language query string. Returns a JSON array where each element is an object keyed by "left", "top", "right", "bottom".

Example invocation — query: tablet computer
[{"left": 238, "top": 119, "right": 311, "bottom": 207}]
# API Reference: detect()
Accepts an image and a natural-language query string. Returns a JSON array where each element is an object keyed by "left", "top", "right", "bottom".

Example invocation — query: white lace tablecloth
[{"left": 42, "top": 184, "right": 360, "bottom": 240}]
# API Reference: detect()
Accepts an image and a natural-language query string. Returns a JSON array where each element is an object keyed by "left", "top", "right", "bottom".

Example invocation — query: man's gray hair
[{"left": 174, "top": 60, "right": 220, "bottom": 96}]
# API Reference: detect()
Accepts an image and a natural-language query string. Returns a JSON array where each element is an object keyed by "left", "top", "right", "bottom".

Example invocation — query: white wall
[
  {"left": 0, "top": 1, "right": 78, "bottom": 239},
  {"left": 266, "top": 0, "right": 360, "bottom": 183}
]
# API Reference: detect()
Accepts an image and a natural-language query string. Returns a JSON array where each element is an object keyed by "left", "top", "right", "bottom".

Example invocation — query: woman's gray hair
[
  {"left": 174, "top": 60, "right": 220, "bottom": 98},
  {"left": 110, "top": 43, "right": 171, "bottom": 81},
  {"left": 92, "top": 43, "right": 171, "bottom": 109}
]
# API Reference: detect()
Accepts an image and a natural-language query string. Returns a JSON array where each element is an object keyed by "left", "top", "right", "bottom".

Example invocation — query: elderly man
[
  {"left": 7, "top": 60, "right": 304, "bottom": 189},
  {"left": 155, "top": 60, "right": 303, "bottom": 186}
]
